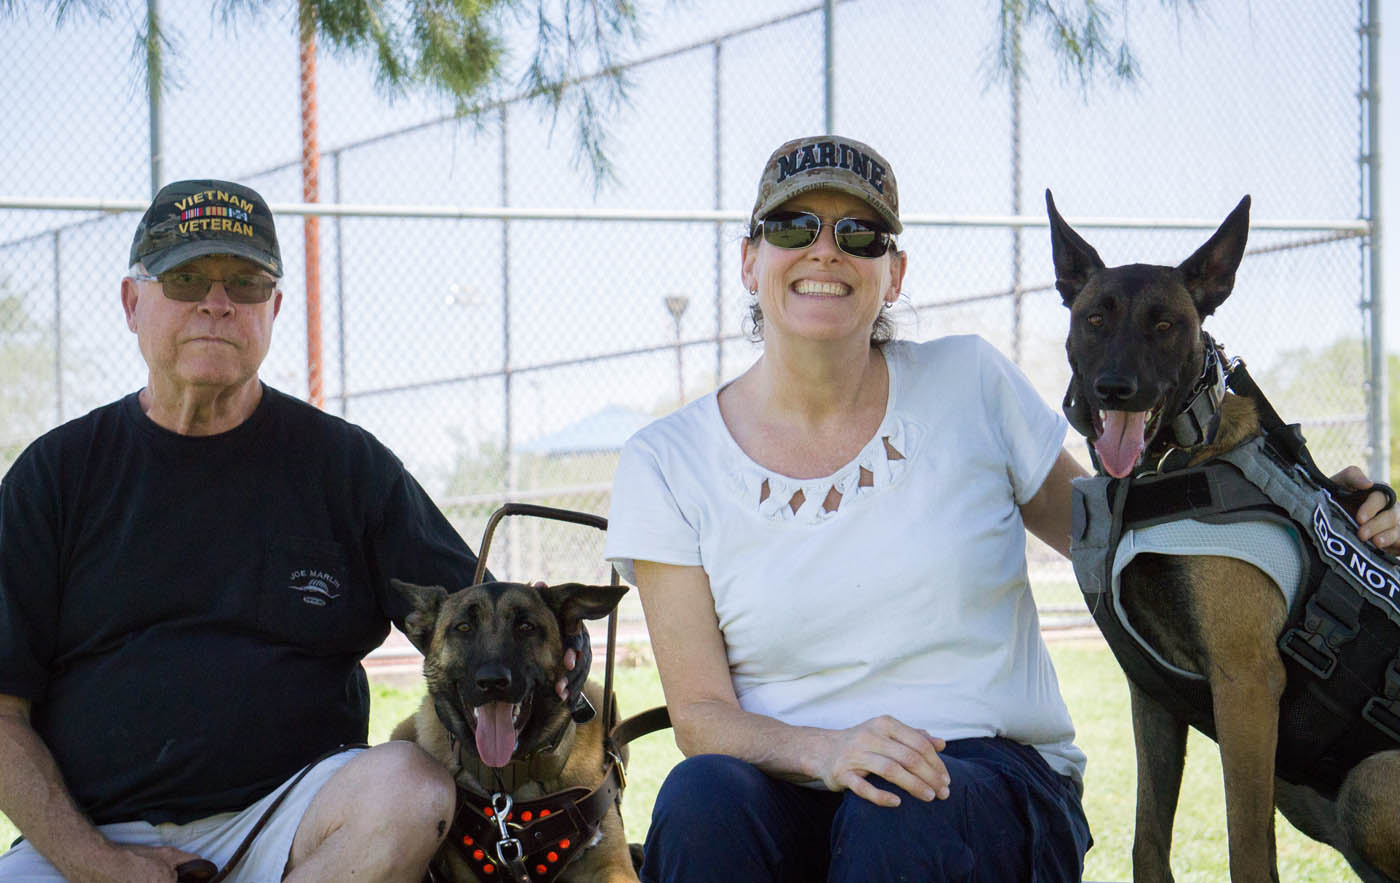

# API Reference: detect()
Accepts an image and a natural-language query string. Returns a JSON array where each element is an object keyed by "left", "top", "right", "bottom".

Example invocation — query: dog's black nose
[
  {"left": 1094, "top": 374, "right": 1137, "bottom": 404},
  {"left": 475, "top": 664, "right": 512, "bottom": 695}
]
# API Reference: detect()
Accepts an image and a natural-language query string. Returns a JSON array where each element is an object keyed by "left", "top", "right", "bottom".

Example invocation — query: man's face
[{"left": 122, "top": 254, "right": 282, "bottom": 397}]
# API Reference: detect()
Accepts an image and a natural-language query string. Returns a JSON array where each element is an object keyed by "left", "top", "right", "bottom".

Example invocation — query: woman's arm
[
  {"left": 1018, "top": 451, "right": 1400, "bottom": 558},
  {"left": 1018, "top": 448, "right": 1089, "bottom": 559},
  {"left": 635, "top": 559, "right": 949, "bottom": 807}
]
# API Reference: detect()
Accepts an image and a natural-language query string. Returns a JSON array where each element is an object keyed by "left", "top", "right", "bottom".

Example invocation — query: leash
[
  {"left": 174, "top": 744, "right": 366, "bottom": 883},
  {"left": 1224, "top": 357, "right": 1396, "bottom": 515}
]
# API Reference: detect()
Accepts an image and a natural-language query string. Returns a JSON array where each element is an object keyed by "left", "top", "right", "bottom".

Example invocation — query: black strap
[
  {"left": 1363, "top": 653, "right": 1400, "bottom": 743},
  {"left": 1279, "top": 572, "right": 1365, "bottom": 679},
  {"left": 176, "top": 744, "right": 366, "bottom": 883},
  {"left": 1227, "top": 361, "right": 1396, "bottom": 516}
]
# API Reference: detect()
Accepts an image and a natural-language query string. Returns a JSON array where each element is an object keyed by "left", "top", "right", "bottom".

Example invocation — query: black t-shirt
[{"left": 0, "top": 386, "right": 483, "bottom": 825}]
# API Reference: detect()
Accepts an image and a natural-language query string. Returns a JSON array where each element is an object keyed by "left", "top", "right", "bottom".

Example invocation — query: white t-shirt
[{"left": 604, "top": 335, "right": 1085, "bottom": 782}]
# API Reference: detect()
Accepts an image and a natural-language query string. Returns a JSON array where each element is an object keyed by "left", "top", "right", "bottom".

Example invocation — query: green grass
[{"left": 0, "top": 645, "right": 1363, "bottom": 879}]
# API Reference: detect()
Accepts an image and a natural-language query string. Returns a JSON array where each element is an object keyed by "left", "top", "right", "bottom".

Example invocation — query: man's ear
[{"left": 121, "top": 277, "right": 141, "bottom": 332}]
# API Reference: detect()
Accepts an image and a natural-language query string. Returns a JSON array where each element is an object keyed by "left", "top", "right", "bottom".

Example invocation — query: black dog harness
[{"left": 1068, "top": 344, "right": 1400, "bottom": 798}]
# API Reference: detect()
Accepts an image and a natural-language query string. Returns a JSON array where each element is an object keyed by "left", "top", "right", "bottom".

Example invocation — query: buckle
[
  {"left": 608, "top": 747, "right": 627, "bottom": 793},
  {"left": 1363, "top": 696, "right": 1400, "bottom": 744},
  {"left": 1279, "top": 627, "right": 1337, "bottom": 678}
]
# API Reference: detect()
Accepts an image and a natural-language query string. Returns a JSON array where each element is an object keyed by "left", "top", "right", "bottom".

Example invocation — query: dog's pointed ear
[
  {"left": 541, "top": 582, "right": 629, "bottom": 630},
  {"left": 1177, "top": 195, "right": 1250, "bottom": 318},
  {"left": 390, "top": 578, "right": 449, "bottom": 655},
  {"left": 1047, "top": 189, "right": 1106, "bottom": 308}
]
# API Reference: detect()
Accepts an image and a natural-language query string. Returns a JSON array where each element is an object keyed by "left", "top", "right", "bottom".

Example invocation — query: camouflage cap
[
  {"left": 749, "top": 135, "right": 901, "bottom": 235},
  {"left": 131, "top": 179, "right": 282, "bottom": 276}
]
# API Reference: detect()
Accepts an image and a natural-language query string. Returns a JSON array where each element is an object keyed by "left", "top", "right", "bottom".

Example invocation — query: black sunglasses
[
  {"left": 132, "top": 270, "right": 278, "bottom": 304},
  {"left": 755, "top": 210, "right": 895, "bottom": 259}
]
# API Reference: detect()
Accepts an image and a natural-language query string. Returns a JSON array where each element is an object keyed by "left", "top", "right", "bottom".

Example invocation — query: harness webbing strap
[{"left": 1280, "top": 573, "right": 1365, "bottom": 679}]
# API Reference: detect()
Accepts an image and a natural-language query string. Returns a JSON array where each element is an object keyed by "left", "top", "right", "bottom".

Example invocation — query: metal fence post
[
  {"left": 713, "top": 40, "right": 725, "bottom": 388},
  {"left": 333, "top": 149, "right": 347, "bottom": 417},
  {"left": 823, "top": 0, "right": 834, "bottom": 133},
  {"left": 146, "top": 0, "right": 162, "bottom": 197},
  {"left": 501, "top": 104, "right": 521, "bottom": 578},
  {"left": 1009, "top": 12, "right": 1023, "bottom": 366},
  {"left": 52, "top": 230, "right": 62, "bottom": 425},
  {"left": 1365, "top": 0, "right": 1387, "bottom": 481}
]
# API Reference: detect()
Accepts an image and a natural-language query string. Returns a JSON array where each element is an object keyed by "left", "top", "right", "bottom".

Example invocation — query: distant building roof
[{"left": 518, "top": 405, "right": 656, "bottom": 456}]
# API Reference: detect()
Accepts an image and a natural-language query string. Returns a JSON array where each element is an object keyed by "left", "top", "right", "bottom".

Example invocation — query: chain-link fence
[{"left": 0, "top": 1, "right": 1379, "bottom": 629}]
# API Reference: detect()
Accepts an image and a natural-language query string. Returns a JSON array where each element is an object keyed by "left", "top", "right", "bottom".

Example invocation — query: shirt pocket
[{"left": 257, "top": 536, "right": 368, "bottom": 653}]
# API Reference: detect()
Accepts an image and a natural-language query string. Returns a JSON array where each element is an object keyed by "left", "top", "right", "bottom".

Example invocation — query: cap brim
[{"left": 142, "top": 239, "right": 281, "bottom": 277}]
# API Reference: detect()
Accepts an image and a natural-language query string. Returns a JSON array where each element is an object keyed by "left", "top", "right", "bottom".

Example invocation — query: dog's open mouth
[
  {"left": 470, "top": 693, "right": 533, "bottom": 768},
  {"left": 1092, "top": 405, "right": 1162, "bottom": 478}
]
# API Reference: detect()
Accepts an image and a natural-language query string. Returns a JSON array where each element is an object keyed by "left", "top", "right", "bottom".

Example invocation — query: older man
[{"left": 0, "top": 180, "right": 582, "bottom": 882}]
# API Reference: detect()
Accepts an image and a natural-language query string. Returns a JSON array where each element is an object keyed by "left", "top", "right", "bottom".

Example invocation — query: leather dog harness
[
  {"left": 438, "top": 759, "right": 625, "bottom": 883},
  {"left": 426, "top": 704, "right": 669, "bottom": 882},
  {"left": 1068, "top": 339, "right": 1400, "bottom": 797}
]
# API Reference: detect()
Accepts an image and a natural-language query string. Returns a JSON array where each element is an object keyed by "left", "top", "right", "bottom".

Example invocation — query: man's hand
[
  {"left": 559, "top": 627, "right": 594, "bottom": 722},
  {"left": 1332, "top": 466, "right": 1400, "bottom": 552},
  {"left": 67, "top": 843, "right": 205, "bottom": 883},
  {"left": 531, "top": 581, "right": 594, "bottom": 721}
]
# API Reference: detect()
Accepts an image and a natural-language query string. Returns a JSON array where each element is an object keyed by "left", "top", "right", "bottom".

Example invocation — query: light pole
[{"left": 664, "top": 294, "right": 690, "bottom": 407}]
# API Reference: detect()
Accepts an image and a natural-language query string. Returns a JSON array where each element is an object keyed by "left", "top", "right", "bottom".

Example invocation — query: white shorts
[{"left": 0, "top": 748, "right": 362, "bottom": 883}]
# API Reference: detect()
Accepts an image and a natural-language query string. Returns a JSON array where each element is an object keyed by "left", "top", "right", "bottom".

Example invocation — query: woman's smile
[{"left": 792, "top": 279, "right": 851, "bottom": 297}]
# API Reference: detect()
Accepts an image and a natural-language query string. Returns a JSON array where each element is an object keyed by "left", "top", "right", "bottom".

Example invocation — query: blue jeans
[{"left": 641, "top": 737, "right": 1092, "bottom": 882}]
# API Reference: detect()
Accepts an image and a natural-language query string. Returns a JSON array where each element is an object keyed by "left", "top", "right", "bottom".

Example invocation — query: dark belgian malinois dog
[
  {"left": 1049, "top": 191, "right": 1400, "bottom": 882},
  {"left": 391, "top": 579, "right": 638, "bottom": 883}
]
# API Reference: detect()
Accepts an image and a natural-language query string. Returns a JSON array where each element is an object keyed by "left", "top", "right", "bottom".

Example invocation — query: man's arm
[{"left": 0, "top": 694, "right": 200, "bottom": 883}]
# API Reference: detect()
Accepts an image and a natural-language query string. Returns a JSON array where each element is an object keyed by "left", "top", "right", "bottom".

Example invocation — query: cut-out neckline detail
[{"left": 761, "top": 437, "right": 905, "bottom": 515}]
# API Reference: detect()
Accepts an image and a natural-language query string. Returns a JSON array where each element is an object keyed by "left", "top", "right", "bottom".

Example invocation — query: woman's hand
[
  {"left": 812, "top": 715, "right": 950, "bottom": 807},
  {"left": 1332, "top": 466, "right": 1400, "bottom": 553}
]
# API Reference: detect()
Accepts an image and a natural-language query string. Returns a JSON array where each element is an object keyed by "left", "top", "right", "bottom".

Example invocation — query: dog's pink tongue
[
  {"left": 1095, "top": 410, "right": 1148, "bottom": 478},
  {"left": 474, "top": 702, "right": 517, "bottom": 768}
]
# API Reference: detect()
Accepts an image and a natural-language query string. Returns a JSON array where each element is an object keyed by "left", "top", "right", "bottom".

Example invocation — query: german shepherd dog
[
  {"left": 1048, "top": 192, "right": 1400, "bottom": 882},
  {"left": 391, "top": 579, "right": 638, "bottom": 882}
]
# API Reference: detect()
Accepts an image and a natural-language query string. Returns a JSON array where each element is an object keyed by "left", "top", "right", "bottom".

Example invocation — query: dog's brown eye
[
  {"left": 1087, "top": 314, "right": 1104, "bottom": 327},
  {"left": 454, "top": 622, "right": 470, "bottom": 633},
  {"left": 1155, "top": 320, "right": 1172, "bottom": 332},
  {"left": 516, "top": 620, "right": 536, "bottom": 634}
]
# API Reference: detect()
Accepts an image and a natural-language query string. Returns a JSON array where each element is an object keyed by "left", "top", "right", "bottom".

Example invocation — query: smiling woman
[{"left": 602, "top": 134, "right": 1095, "bottom": 882}]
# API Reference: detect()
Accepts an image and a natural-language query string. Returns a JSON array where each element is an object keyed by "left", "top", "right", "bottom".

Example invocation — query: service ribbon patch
[{"left": 1314, "top": 502, "right": 1400, "bottom": 617}]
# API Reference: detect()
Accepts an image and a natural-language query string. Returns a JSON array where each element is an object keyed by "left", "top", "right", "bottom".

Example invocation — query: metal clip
[{"left": 489, "top": 792, "right": 527, "bottom": 872}]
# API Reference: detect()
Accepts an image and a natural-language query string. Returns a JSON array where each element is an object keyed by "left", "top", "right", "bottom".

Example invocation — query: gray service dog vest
[{"left": 1070, "top": 435, "right": 1400, "bottom": 798}]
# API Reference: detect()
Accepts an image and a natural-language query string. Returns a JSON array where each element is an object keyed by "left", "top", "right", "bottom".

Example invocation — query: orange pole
[{"left": 299, "top": 10, "right": 324, "bottom": 408}]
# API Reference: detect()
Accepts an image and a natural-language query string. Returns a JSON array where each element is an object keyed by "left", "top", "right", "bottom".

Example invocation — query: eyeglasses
[
  {"left": 755, "top": 211, "right": 895, "bottom": 259},
  {"left": 131, "top": 270, "right": 278, "bottom": 304}
]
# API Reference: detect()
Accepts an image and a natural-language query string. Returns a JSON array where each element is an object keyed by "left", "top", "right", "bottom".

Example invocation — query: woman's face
[{"left": 742, "top": 189, "right": 905, "bottom": 348}]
